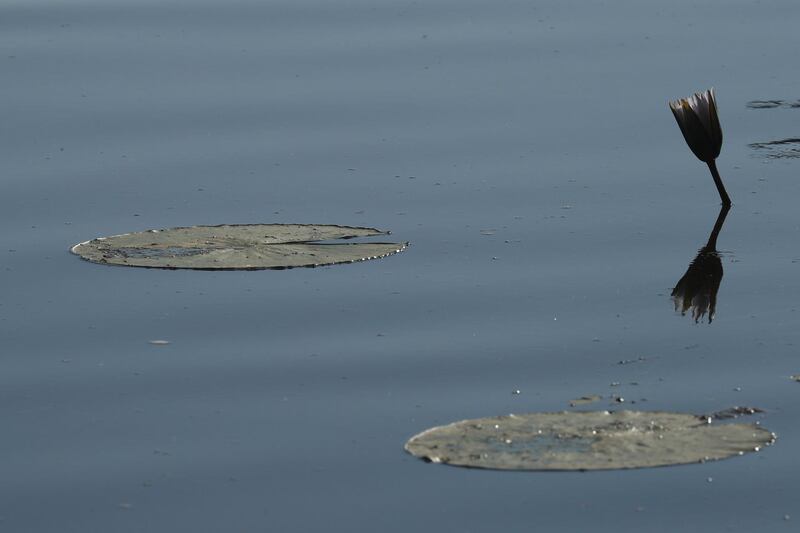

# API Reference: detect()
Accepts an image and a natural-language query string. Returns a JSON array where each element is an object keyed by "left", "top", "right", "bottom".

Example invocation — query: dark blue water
[{"left": 3, "top": 1, "right": 800, "bottom": 531}]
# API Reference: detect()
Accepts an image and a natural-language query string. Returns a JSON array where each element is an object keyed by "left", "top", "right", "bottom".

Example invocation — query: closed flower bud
[
  {"left": 669, "top": 89, "right": 731, "bottom": 205},
  {"left": 669, "top": 89, "right": 723, "bottom": 163}
]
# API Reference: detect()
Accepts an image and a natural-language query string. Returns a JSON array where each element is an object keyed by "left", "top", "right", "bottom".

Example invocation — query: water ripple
[
  {"left": 746, "top": 99, "right": 800, "bottom": 109},
  {"left": 749, "top": 138, "right": 800, "bottom": 158}
]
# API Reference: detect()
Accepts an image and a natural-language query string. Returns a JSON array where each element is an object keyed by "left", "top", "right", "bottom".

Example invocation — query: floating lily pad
[
  {"left": 405, "top": 411, "right": 774, "bottom": 471},
  {"left": 71, "top": 224, "right": 407, "bottom": 270}
]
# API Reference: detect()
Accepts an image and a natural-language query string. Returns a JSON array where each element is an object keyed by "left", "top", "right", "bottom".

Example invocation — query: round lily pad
[
  {"left": 71, "top": 224, "right": 407, "bottom": 270},
  {"left": 405, "top": 411, "right": 774, "bottom": 471}
]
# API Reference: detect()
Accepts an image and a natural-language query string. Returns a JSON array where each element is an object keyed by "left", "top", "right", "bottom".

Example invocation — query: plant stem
[{"left": 707, "top": 160, "right": 732, "bottom": 206}]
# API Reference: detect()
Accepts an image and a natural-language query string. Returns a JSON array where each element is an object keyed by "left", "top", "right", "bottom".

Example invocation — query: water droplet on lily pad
[
  {"left": 405, "top": 411, "right": 774, "bottom": 471},
  {"left": 71, "top": 224, "right": 407, "bottom": 270}
]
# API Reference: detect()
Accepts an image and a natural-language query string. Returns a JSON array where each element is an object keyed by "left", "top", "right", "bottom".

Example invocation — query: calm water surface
[{"left": 3, "top": 1, "right": 800, "bottom": 531}]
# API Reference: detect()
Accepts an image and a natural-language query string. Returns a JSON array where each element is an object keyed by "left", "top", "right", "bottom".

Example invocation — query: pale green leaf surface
[
  {"left": 71, "top": 224, "right": 407, "bottom": 270},
  {"left": 405, "top": 411, "right": 774, "bottom": 471}
]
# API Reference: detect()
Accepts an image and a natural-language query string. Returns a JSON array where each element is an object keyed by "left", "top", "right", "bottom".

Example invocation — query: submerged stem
[{"left": 707, "top": 160, "right": 732, "bottom": 206}]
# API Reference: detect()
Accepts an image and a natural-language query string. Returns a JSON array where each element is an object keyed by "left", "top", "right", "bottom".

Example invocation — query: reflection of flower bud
[
  {"left": 669, "top": 89, "right": 723, "bottom": 163},
  {"left": 671, "top": 205, "right": 728, "bottom": 324},
  {"left": 671, "top": 248, "right": 723, "bottom": 323}
]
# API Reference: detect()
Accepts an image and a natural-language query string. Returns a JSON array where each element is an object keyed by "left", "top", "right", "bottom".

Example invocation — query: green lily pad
[
  {"left": 71, "top": 224, "right": 407, "bottom": 270},
  {"left": 405, "top": 411, "right": 774, "bottom": 471}
]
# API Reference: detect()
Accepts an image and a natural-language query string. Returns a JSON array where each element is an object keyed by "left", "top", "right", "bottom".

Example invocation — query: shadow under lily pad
[
  {"left": 71, "top": 224, "right": 407, "bottom": 270},
  {"left": 405, "top": 411, "right": 774, "bottom": 471}
]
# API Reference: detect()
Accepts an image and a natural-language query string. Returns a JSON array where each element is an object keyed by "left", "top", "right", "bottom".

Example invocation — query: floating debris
[
  {"left": 618, "top": 356, "right": 648, "bottom": 365},
  {"left": 405, "top": 411, "right": 774, "bottom": 471},
  {"left": 71, "top": 224, "right": 407, "bottom": 270},
  {"left": 569, "top": 395, "right": 601, "bottom": 407},
  {"left": 702, "top": 406, "right": 765, "bottom": 420},
  {"left": 791, "top": 375, "right": 800, "bottom": 382}
]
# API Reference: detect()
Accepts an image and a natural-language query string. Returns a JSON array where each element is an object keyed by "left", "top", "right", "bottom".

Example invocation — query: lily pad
[
  {"left": 71, "top": 224, "right": 407, "bottom": 270},
  {"left": 405, "top": 411, "right": 774, "bottom": 471}
]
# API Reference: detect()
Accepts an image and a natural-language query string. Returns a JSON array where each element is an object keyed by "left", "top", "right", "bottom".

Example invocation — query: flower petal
[{"left": 670, "top": 97, "right": 717, "bottom": 162}]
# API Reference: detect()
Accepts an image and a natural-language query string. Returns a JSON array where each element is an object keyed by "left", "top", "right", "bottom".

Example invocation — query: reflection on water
[{"left": 671, "top": 205, "right": 729, "bottom": 323}]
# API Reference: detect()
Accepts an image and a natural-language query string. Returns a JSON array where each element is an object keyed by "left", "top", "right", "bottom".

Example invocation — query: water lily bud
[{"left": 669, "top": 89, "right": 723, "bottom": 163}]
